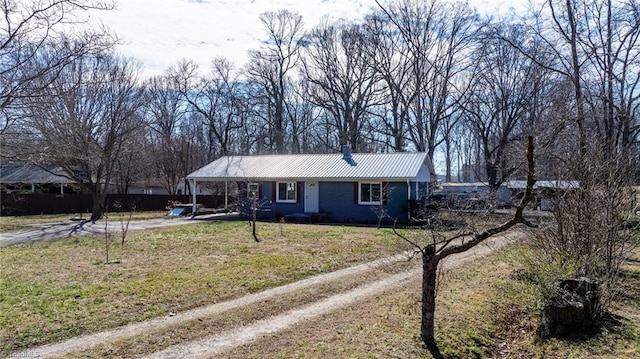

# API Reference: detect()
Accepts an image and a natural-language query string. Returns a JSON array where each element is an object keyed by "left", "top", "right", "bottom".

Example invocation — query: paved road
[{"left": 0, "top": 214, "right": 236, "bottom": 247}]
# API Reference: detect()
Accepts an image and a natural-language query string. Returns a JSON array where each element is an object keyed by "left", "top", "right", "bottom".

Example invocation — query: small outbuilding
[{"left": 186, "top": 149, "right": 435, "bottom": 224}]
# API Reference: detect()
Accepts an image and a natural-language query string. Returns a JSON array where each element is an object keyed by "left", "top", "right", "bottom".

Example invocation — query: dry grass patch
[
  {"left": 57, "top": 260, "right": 417, "bottom": 358},
  {"left": 219, "top": 245, "right": 513, "bottom": 359},
  {"left": 0, "top": 221, "right": 406, "bottom": 354},
  {"left": 219, "top": 243, "right": 640, "bottom": 359}
]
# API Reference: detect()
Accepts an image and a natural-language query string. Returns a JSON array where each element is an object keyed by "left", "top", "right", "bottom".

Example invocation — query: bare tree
[
  {"left": 363, "top": 12, "right": 413, "bottom": 152},
  {"left": 113, "top": 199, "right": 135, "bottom": 247},
  {"left": 175, "top": 112, "right": 212, "bottom": 194},
  {"left": 374, "top": 0, "right": 480, "bottom": 172},
  {"left": 25, "top": 52, "right": 145, "bottom": 222},
  {"left": 302, "top": 19, "right": 382, "bottom": 152},
  {"left": 532, "top": 135, "right": 639, "bottom": 318},
  {"left": 112, "top": 125, "right": 149, "bottom": 194},
  {"left": 394, "top": 136, "right": 536, "bottom": 357},
  {"left": 462, "top": 26, "right": 551, "bottom": 192},
  {"left": 246, "top": 9, "right": 305, "bottom": 154},
  {"left": 574, "top": 0, "right": 640, "bottom": 154},
  {"left": 0, "top": 0, "right": 115, "bottom": 136},
  {"left": 287, "top": 80, "right": 317, "bottom": 153},
  {"left": 144, "top": 73, "right": 188, "bottom": 194},
  {"left": 499, "top": 0, "right": 640, "bottom": 323},
  {"left": 171, "top": 58, "right": 245, "bottom": 159},
  {"left": 502, "top": 0, "right": 595, "bottom": 161}
]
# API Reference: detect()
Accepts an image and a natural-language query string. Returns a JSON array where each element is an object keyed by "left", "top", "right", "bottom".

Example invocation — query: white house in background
[{"left": 125, "top": 179, "right": 214, "bottom": 195}]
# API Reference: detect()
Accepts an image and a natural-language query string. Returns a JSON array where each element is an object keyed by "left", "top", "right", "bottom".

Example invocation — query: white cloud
[{"left": 88, "top": 0, "right": 527, "bottom": 78}]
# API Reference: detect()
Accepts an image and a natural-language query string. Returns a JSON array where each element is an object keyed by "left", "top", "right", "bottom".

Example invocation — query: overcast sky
[{"left": 88, "top": 0, "right": 525, "bottom": 78}]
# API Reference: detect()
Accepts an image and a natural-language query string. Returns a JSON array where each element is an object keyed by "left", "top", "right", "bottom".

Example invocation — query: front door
[{"left": 304, "top": 181, "right": 319, "bottom": 213}]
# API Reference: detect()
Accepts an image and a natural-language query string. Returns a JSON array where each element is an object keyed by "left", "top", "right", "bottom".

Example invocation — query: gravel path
[{"left": 0, "top": 214, "right": 235, "bottom": 247}]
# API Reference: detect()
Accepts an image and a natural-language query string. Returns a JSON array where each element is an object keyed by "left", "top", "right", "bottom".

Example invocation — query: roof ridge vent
[{"left": 342, "top": 146, "right": 357, "bottom": 166}]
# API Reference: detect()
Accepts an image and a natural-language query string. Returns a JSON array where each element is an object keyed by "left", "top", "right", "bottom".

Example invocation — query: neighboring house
[
  {"left": 186, "top": 149, "right": 435, "bottom": 224},
  {"left": 126, "top": 180, "right": 171, "bottom": 195},
  {"left": 0, "top": 164, "right": 75, "bottom": 194},
  {"left": 507, "top": 180, "right": 579, "bottom": 210},
  {"left": 0, "top": 164, "right": 217, "bottom": 197},
  {"left": 117, "top": 179, "right": 214, "bottom": 195},
  {"left": 437, "top": 180, "right": 579, "bottom": 210},
  {"left": 439, "top": 182, "right": 512, "bottom": 207}
]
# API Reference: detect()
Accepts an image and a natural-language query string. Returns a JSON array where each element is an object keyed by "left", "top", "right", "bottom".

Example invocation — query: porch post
[
  {"left": 60, "top": 183, "right": 64, "bottom": 197},
  {"left": 191, "top": 179, "right": 197, "bottom": 215},
  {"left": 407, "top": 180, "right": 411, "bottom": 220},
  {"left": 225, "top": 181, "right": 228, "bottom": 209}
]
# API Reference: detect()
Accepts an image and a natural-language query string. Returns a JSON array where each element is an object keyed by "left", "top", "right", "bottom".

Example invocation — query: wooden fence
[{"left": 0, "top": 193, "right": 229, "bottom": 216}]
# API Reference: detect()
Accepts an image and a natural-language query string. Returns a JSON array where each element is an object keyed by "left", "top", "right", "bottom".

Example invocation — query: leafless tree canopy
[
  {"left": 24, "top": 52, "right": 145, "bottom": 221},
  {"left": 1, "top": 0, "right": 638, "bottom": 233},
  {"left": 1, "top": 1, "right": 638, "bottom": 355},
  {"left": 1, "top": 0, "right": 115, "bottom": 134}
]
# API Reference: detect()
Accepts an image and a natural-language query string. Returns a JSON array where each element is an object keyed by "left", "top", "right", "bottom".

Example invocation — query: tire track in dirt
[
  {"left": 17, "top": 252, "right": 412, "bottom": 358},
  {"left": 17, "top": 232, "right": 523, "bottom": 358},
  {"left": 144, "top": 267, "right": 423, "bottom": 359},
  {"left": 141, "top": 233, "right": 523, "bottom": 359}
]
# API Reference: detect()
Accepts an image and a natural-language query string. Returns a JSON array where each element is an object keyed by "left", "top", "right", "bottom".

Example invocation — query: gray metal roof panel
[
  {"left": 187, "top": 152, "right": 433, "bottom": 181},
  {"left": 0, "top": 165, "right": 74, "bottom": 184}
]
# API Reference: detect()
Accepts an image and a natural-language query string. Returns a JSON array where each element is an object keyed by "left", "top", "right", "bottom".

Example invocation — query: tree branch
[{"left": 438, "top": 135, "right": 536, "bottom": 259}]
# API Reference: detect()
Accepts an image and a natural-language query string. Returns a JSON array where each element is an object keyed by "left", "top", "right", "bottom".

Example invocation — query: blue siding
[
  {"left": 318, "top": 181, "right": 410, "bottom": 224},
  {"left": 241, "top": 181, "right": 304, "bottom": 219},
  {"left": 241, "top": 180, "right": 412, "bottom": 224},
  {"left": 386, "top": 182, "right": 411, "bottom": 222}
]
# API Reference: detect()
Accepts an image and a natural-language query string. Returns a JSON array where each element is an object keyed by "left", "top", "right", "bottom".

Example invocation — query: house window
[
  {"left": 248, "top": 183, "right": 259, "bottom": 198},
  {"left": 359, "top": 182, "right": 381, "bottom": 205},
  {"left": 277, "top": 181, "right": 297, "bottom": 203}
]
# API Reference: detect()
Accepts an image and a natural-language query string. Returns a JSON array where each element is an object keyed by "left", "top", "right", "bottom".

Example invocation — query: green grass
[{"left": 0, "top": 221, "right": 405, "bottom": 353}]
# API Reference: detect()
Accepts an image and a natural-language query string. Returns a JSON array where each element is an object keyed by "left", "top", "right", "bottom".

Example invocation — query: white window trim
[
  {"left": 359, "top": 181, "right": 382, "bottom": 205},
  {"left": 247, "top": 182, "right": 259, "bottom": 198},
  {"left": 276, "top": 181, "right": 297, "bottom": 203}
]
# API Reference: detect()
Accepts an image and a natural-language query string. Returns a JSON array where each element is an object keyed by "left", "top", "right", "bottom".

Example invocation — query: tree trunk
[
  {"left": 421, "top": 249, "right": 442, "bottom": 358},
  {"left": 445, "top": 137, "right": 452, "bottom": 182},
  {"left": 90, "top": 193, "right": 105, "bottom": 223},
  {"left": 486, "top": 162, "right": 498, "bottom": 191}
]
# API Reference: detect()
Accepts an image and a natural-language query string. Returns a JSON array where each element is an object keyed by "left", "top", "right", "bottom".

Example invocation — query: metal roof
[
  {"left": 438, "top": 180, "right": 580, "bottom": 190},
  {"left": 507, "top": 180, "right": 579, "bottom": 189},
  {"left": 187, "top": 152, "right": 434, "bottom": 182},
  {"left": 0, "top": 164, "right": 75, "bottom": 184}
]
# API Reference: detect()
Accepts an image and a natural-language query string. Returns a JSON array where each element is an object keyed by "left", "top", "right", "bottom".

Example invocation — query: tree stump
[{"left": 537, "top": 277, "right": 600, "bottom": 339}]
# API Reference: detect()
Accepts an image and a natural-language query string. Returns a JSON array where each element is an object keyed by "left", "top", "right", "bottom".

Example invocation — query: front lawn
[{"left": 0, "top": 221, "right": 405, "bottom": 353}]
